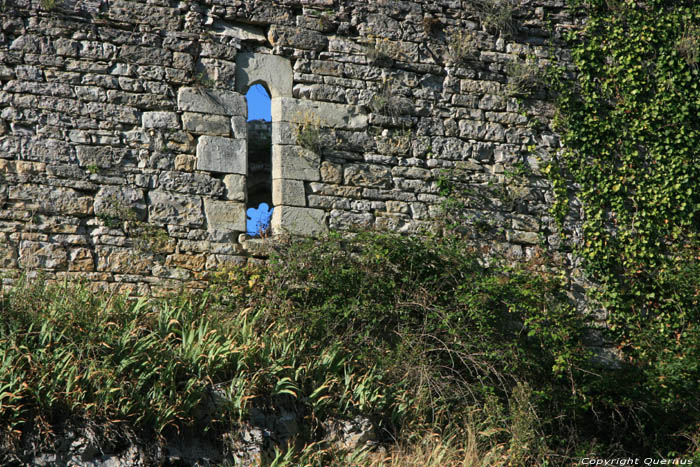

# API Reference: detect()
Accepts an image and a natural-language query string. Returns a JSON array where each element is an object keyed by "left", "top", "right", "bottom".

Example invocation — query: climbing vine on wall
[{"left": 551, "top": 0, "right": 700, "bottom": 407}]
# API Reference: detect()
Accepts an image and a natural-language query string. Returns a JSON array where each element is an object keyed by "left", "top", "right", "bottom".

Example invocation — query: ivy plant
[{"left": 551, "top": 0, "right": 700, "bottom": 414}]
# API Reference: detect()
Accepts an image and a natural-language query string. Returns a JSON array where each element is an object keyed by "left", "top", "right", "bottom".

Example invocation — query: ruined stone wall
[{"left": 0, "top": 0, "right": 579, "bottom": 294}]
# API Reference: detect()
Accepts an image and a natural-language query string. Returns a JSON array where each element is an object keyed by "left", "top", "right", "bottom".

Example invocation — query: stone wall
[{"left": 0, "top": 0, "right": 579, "bottom": 293}]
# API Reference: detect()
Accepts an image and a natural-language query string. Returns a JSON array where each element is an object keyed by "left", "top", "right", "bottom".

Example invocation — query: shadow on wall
[{"left": 246, "top": 84, "right": 272, "bottom": 236}]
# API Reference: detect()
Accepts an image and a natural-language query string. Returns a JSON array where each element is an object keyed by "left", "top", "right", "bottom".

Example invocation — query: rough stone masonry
[{"left": 0, "top": 0, "right": 581, "bottom": 294}]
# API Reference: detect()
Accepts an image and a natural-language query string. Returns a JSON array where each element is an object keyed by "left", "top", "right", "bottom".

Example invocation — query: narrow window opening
[{"left": 245, "top": 84, "right": 273, "bottom": 237}]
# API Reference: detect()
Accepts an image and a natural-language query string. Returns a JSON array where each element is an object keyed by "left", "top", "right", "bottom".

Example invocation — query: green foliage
[
  {"left": 40, "top": 0, "right": 56, "bottom": 11},
  {"left": 548, "top": 0, "right": 700, "bottom": 452}
]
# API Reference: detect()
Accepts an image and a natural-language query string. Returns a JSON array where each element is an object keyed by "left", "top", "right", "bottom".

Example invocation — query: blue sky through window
[
  {"left": 245, "top": 84, "right": 273, "bottom": 236},
  {"left": 246, "top": 84, "right": 271, "bottom": 121}
]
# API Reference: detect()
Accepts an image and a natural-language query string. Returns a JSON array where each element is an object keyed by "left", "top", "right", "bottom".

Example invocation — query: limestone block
[
  {"left": 69, "top": 248, "right": 95, "bottom": 272},
  {"left": 231, "top": 116, "right": 247, "bottom": 139},
  {"left": 148, "top": 191, "right": 204, "bottom": 226},
  {"left": 505, "top": 230, "right": 540, "bottom": 245},
  {"left": 196, "top": 136, "right": 247, "bottom": 174},
  {"left": 272, "top": 145, "right": 320, "bottom": 181},
  {"left": 271, "top": 97, "right": 367, "bottom": 130},
  {"left": 19, "top": 241, "right": 68, "bottom": 270},
  {"left": 142, "top": 111, "right": 179, "bottom": 129},
  {"left": 8, "top": 184, "right": 92, "bottom": 216},
  {"left": 196, "top": 58, "right": 236, "bottom": 88},
  {"left": 177, "top": 87, "right": 247, "bottom": 117},
  {"left": 174, "top": 155, "right": 196, "bottom": 171},
  {"left": 268, "top": 25, "right": 328, "bottom": 52},
  {"left": 223, "top": 174, "right": 246, "bottom": 202},
  {"left": 273, "top": 179, "right": 306, "bottom": 207},
  {"left": 320, "top": 161, "right": 343, "bottom": 184},
  {"left": 272, "top": 121, "right": 296, "bottom": 145},
  {"left": 95, "top": 246, "right": 152, "bottom": 274},
  {"left": 235, "top": 53, "right": 293, "bottom": 98},
  {"left": 94, "top": 186, "right": 147, "bottom": 220},
  {"left": 182, "top": 113, "right": 230, "bottom": 135},
  {"left": 158, "top": 171, "right": 225, "bottom": 196},
  {"left": 0, "top": 242, "right": 16, "bottom": 268},
  {"left": 165, "top": 253, "right": 206, "bottom": 272},
  {"left": 344, "top": 163, "right": 392, "bottom": 188},
  {"left": 271, "top": 206, "right": 327, "bottom": 237},
  {"left": 76, "top": 145, "right": 127, "bottom": 168},
  {"left": 204, "top": 199, "right": 246, "bottom": 239}
]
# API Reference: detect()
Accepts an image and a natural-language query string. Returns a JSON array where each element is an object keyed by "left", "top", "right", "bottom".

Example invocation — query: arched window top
[{"left": 245, "top": 84, "right": 271, "bottom": 122}]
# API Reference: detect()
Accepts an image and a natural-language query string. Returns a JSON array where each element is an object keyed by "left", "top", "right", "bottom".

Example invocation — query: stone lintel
[
  {"left": 235, "top": 52, "right": 293, "bottom": 98},
  {"left": 177, "top": 87, "right": 247, "bottom": 117}
]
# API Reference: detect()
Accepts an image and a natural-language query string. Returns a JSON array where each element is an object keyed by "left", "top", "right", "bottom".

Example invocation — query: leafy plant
[
  {"left": 548, "top": 0, "right": 700, "bottom": 453},
  {"left": 193, "top": 71, "right": 215, "bottom": 88}
]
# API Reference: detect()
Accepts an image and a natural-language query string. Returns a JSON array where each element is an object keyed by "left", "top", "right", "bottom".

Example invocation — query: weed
[
  {"left": 193, "top": 71, "right": 215, "bottom": 88},
  {"left": 295, "top": 111, "right": 323, "bottom": 154},
  {"left": 40, "top": 0, "right": 56, "bottom": 10},
  {"left": 377, "top": 127, "right": 412, "bottom": 156},
  {"left": 505, "top": 56, "right": 543, "bottom": 97},
  {"left": 446, "top": 27, "right": 478, "bottom": 65},
  {"left": 86, "top": 164, "right": 100, "bottom": 174},
  {"left": 473, "top": 0, "right": 517, "bottom": 37},
  {"left": 422, "top": 16, "right": 441, "bottom": 35},
  {"left": 364, "top": 37, "right": 393, "bottom": 65},
  {"left": 676, "top": 22, "right": 700, "bottom": 68},
  {"left": 370, "top": 79, "right": 410, "bottom": 118}
]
